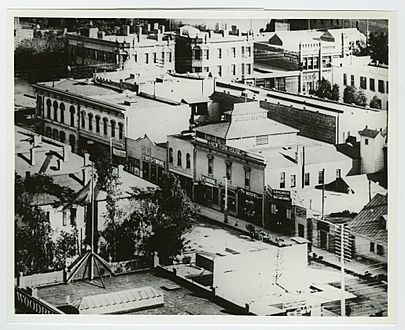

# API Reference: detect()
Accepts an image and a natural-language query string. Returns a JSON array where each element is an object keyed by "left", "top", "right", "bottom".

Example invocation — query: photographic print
[{"left": 10, "top": 10, "right": 395, "bottom": 323}]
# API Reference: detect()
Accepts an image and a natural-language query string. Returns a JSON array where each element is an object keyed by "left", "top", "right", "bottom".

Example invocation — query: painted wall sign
[{"left": 15, "top": 287, "right": 63, "bottom": 314}]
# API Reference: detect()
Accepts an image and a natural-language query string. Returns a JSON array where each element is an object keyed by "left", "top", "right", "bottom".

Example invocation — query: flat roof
[{"left": 37, "top": 270, "right": 228, "bottom": 315}]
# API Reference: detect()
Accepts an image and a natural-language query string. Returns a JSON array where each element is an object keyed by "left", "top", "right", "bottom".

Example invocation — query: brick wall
[{"left": 259, "top": 100, "right": 337, "bottom": 144}]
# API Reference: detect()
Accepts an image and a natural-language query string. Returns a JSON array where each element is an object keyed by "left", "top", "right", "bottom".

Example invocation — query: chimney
[
  {"left": 153, "top": 23, "right": 159, "bottom": 31},
  {"left": 62, "top": 145, "right": 71, "bottom": 162},
  {"left": 33, "top": 134, "right": 42, "bottom": 147},
  {"left": 146, "top": 23, "right": 151, "bottom": 33},
  {"left": 160, "top": 25, "right": 165, "bottom": 34},
  {"left": 208, "top": 30, "right": 213, "bottom": 38},
  {"left": 97, "top": 31, "right": 105, "bottom": 40},
  {"left": 88, "top": 27, "right": 98, "bottom": 39},
  {"left": 121, "top": 25, "right": 130, "bottom": 36},
  {"left": 156, "top": 30, "right": 162, "bottom": 42},
  {"left": 83, "top": 152, "right": 90, "bottom": 167},
  {"left": 137, "top": 26, "right": 142, "bottom": 36},
  {"left": 221, "top": 30, "right": 226, "bottom": 37},
  {"left": 30, "top": 147, "right": 36, "bottom": 166}
]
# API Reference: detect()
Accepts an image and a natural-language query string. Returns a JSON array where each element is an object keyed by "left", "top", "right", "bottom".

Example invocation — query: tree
[
  {"left": 343, "top": 85, "right": 357, "bottom": 104},
  {"left": 368, "top": 32, "right": 388, "bottom": 65},
  {"left": 53, "top": 230, "right": 78, "bottom": 269},
  {"left": 100, "top": 173, "right": 196, "bottom": 265},
  {"left": 356, "top": 90, "right": 367, "bottom": 107},
  {"left": 313, "top": 78, "right": 340, "bottom": 101},
  {"left": 15, "top": 173, "right": 77, "bottom": 275},
  {"left": 370, "top": 95, "right": 382, "bottom": 109}
]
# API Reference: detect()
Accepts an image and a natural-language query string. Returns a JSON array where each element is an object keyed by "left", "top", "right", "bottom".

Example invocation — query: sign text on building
[{"left": 142, "top": 154, "right": 165, "bottom": 167}]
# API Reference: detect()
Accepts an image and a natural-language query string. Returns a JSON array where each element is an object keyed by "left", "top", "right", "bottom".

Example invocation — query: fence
[
  {"left": 110, "top": 258, "right": 152, "bottom": 275},
  {"left": 16, "top": 270, "right": 65, "bottom": 289}
]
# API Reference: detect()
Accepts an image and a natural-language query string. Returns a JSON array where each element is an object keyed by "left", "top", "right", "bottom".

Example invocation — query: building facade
[
  {"left": 175, "top": 25, "right": 254, "bottom": 82},
  {"left": 331, "top": 56, "right": 389, "bottom": 110}
]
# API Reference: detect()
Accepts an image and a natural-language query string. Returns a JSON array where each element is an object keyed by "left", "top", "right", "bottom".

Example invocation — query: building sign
[
  {"left": 207, "top": 141, "right": 247, "bottom": 157},
  {"left": 15, "top": 287, "right": 63, "bottom": 314},
  {"left": 142, "top": 154, "right": 165, "bottom": 167},
  {"left": 267, "top": 187, "right": 291, "bottom": 201},
  {"left": 239, "top": 187, "right": 262, "bottom": 199},
  {"left": 282, "top": 299, "right": 307, "bottom": 311},
  {"left": 113, "top": 147, "right": 127, "bottom": 158},
  {"left": 201, "top": 175, "right": 217, "bottom": 187}
]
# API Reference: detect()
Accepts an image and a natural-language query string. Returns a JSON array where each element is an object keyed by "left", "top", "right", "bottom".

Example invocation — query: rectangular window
[
  {"left": 377, "top": 244, "right": 384, "bottom": 256},
  {"left": 244, "top": 168, "right": 251, "bottom": 188},
  {"left": 280, "top": 172, "right": 285, "bottom": 189},
  {"left": 256, "top": 135, "right": 269, "bottom": 146},
  {"left": 343, "top": 73, "right": 347, "bottom": 86},
  {"left": 167, "top": 52, "right": 172, "bottom": 62},
  {"left": 134, "top": 53, "right": 138, "bottom": 63},
  {"left": 350, "top": 75, "right": 355, "bottom": 87},
  {"left": 318, "top": 170, "right": 324, "bottom": 184},
  {"left": 291, "top": 174, "right": 296, "bottom": 188},
  {"left": 204, "top": 66, "right": 209, "bottom": 72},
  {"left": 360, "top": 76, "right": 367, "bottom": 89},
  {"left": 370, "top": 78, "right": 375, "bottom": 91},
  {"left": 386, "top": 81, "right": 389, "bottom": 94},
  {"left": 247, "top": 64, "right": 252, "bottom": 75},
  {"left": 246, "top": 46, "right": 251, "bottom": 57},
  {"left": 204, "top": 49, "right": 209, "bottom": 60},
  {"left": 378, "top": 80, "right": 385, "bottom": 93},
  {"left": 271, "top": 203, "right": 277, "bottom": 214},
  {"left": 365, "top": 138, "right": 369, "bottom": 145},
  {"left": 370, "top": 241, "right": 375, "bottom": 253},
  {"left": 145, "top": 53, "right": 149, "bottom": 64},
  {"left": 241, "top": 46, "right": 245, "bottom": 57},
  {"left": 286, "top": 209, "right": 292, "bottom": 220},
  {"left": 217, "top": 65, "right": 222, "bottom": 77},
  {"left": 208, "top": 156, "right": 213, "bottom": 176},
  {"left": 161, "top": 51, "right": 165, "bottom": 63},
  {"left": 231, "top": 47, "right": 236, "bottom": 57},
  {"left": 193, "top": 48, "right": 201, "bottom": 60},
  {"left": 62, "top": 211, "right": 67, "bottom": 226},
  {"left": 231, "top": 64, "right": 236, "bottom": 76},
  {"left": 70, "top": 208, "right": 77, "bottom": 226},
  {"left": 336, "top": 169, "right": 341, "bottom": 178},
  {"left": 225, "top": 161, "right": 232, "bottom": 181},
  {"left": 241, "top": 63, "right": 245, "bottom": 75},
  {"left": 153, "top": 52, "right": 157, "bottom": 63},
  {"left": 217, "top": 48, "right": 222, "bottom": 59},
  {"left": 304, "top": 173, "right": 310, "bottom": 186}
]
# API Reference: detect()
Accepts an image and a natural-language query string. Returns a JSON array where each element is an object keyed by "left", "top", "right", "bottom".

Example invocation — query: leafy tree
[
  {"left": 370, "top": 95, "right": 382, "bottom": 109},
  {"left": 343, "top": 85, "right": 357, "bottom": 104},
  {"left": 15, "top": 173, "right": 77, "bottom": 275},
  {"left": 100, "top": 173, "right": 195, "bottom": 265},
  {"left": 53, "top": 230, "right": 78, "bottom": 269},
  {"left": 356, "top": 90, "right": 367, "bottom": 107},
  {"left": 313, "top": 78, "right": 340, "bottom": 101},
  {"left": 368, "top": 32, "right": 388, "bottom": 65}
]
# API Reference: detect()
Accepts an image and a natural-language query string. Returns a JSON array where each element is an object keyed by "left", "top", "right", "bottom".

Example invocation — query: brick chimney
[
  {"left": 30, "top": 147, "right": 36, "bottom": 166},
  {"left": 160, "top": 25, "right": 165, "bottom": 34},
  {"left": 153, "top": 22, "right": 159, "bottom": 31}
]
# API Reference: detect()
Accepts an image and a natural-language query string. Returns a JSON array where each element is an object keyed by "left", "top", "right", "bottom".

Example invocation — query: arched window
[
  {"left": 186, "top": 153, "right": 191, "bottom": 169},
  {"left": 169, "top": 147, "right": 173, "bottom": 163},
  {"left": 45, "top": 126, "right": 52, "bottom": 137},
  {"left": 81, "top": 111, "right": 86, "bottom": 128},
  {"left": 53, "top": 100, "right": 58, "bottom": 121},
  {"left": 46, "top": 99, "right": 51, "bottom": 119},
  {"left": 177, "top": 150, "right": 182, "bottom": 167},
  {"left": 70, "top": 106, "right": 75, "bottom": 127},
  {"left": 95, "top": 116, "right": 100, "bottom": 133},
  {"left": 118, "top": 122, "right": 124, "bottom": 140},
  {"left": 59, "top": 131, "right": 66, "bottom": 143},
  {"left": 110, "top": 120, "right": 116, "bottom": 138},
  {"left": 88, "top": 113, "right": 93, "bottom": 131},
  {"left": 103, "top": 118, "right": 108, "bottom": 135},
  {"left": 60, "top": 102, "right": 65, "bottom": 124},
  {"left": 52, "top": 129, "right": 58, "bottom": 141},
  {"left": 69, "top": 134, "right": 76, "bottom": 150}
]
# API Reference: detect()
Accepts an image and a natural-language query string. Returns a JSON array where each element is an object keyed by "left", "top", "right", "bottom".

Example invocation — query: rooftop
[
  {"left": 359, "top": 128, "right": 382, "bottom": 138},
  {"left": 348, "top": 193, "right": 388, "bottom": 243},
  {"left": 41, "top": 79, "right": 120, "bottom": 98},
  {"left": 37, "top": 270, "right": 228, "bottom": 315}
]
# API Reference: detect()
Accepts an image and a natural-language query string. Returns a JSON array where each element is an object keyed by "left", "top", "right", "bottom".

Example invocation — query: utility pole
[
  {"left": 321, "top": 168, "right": 325, "bottom": 219},
  {"left": 340, "top": 223, "right": 346, "bottom": 317},
  {"left": 90, "top": 163, "right": 95, "bottom": 280},
  {"left": 224, "top": 176, "right": 228, "bottom": 223}
]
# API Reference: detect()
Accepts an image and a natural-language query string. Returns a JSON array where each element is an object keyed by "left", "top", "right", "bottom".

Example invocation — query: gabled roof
[
  {"left": 348, "top": 194, "right": 388, "bottom": 242},
  {"left": 195, "top": 122, "right": 230, "bottom": 139}
]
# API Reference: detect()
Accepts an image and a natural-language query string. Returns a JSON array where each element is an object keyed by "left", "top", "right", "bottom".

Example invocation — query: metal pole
[
  {"left": 340, "top": 223, "right": 346, "bottom": 317},
  {"left": 321, "top": 168, "right": 325, "bottom": 219},
  {"left": 224, "top": 177, "right": 228, "bottom": 223},
  {"left": 90, "top": 163, "right": 95, "bottom": 280},
  {"left": 110, "top": 138, "right": 113, "bottom": 161}
]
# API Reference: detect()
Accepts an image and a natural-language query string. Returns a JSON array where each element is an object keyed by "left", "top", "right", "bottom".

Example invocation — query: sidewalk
[{"left": 197, "top": 205, "right": 387, "bottom": 278}]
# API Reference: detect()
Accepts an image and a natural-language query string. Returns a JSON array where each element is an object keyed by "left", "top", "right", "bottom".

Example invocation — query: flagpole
[{"left": 90, "top": 163, "right": 95, "bottom": 280}]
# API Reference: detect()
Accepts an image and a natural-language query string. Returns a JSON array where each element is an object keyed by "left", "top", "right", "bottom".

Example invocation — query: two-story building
[
  {"left": 175, "top": 25, "right": 254, "bottom": 82},
  {"left": 66, "top": 22, "right": 175, "bottom": 72}
]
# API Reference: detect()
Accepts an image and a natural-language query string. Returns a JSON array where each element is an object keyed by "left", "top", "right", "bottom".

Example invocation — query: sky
[{"left": 178, "top": 19, "right": 270, "bottom": 34}]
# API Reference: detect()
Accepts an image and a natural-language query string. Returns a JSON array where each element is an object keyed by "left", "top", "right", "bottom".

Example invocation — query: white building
[
  {"left": 358, "top": 127, "right": 386, "bottom": 174},
  {"left": 331, "top": 56, "right": 389, "bottom": 110}
]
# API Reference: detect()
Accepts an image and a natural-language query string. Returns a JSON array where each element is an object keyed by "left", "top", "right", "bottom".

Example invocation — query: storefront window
[{"left": 244, "top": 168, "right": 251, "bottom": 188}]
